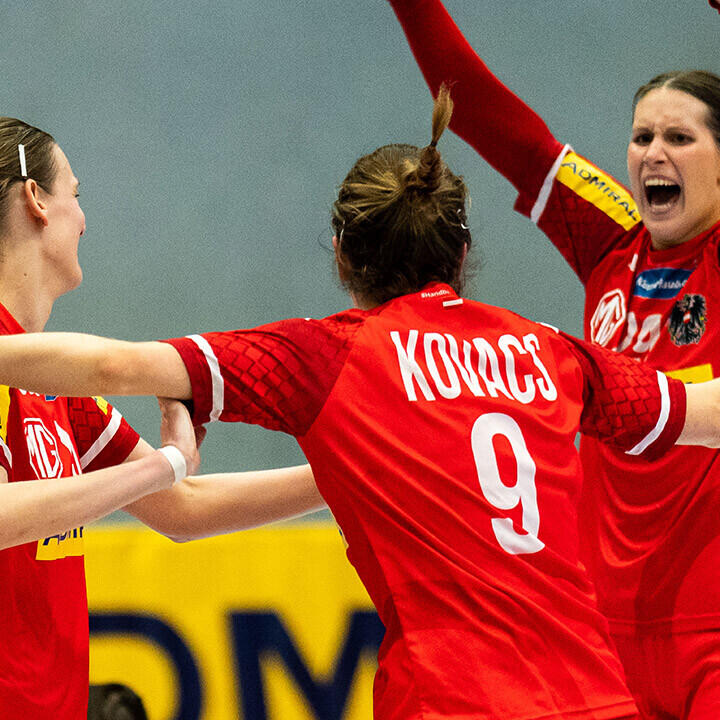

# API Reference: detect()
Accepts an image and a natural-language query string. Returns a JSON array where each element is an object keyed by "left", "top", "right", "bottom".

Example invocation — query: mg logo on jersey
[
  {"left": 590, "top": 289, "right": 626, "bottom": 346},
  {"left": 24, "top": 418, "right": 63, "bottom": 479}
]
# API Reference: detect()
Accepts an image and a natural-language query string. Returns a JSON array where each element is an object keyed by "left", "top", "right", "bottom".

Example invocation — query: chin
[
  {"left": 643, "top": 215, "right": 692, "bottom": 249},
  {"left": 72, "top": 268, "right": 83, "bottom": 290},
  {"left": 649, "top": 208, "right": 720, "bottom": 248},
  {"left": 59, "top": 268, "right": 83, "bottom": 296}
]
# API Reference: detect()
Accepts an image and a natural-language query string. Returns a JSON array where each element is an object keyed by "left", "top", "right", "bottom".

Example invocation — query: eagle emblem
[{"left": 668, "top": 294, "right": 707, "bottom": 346}]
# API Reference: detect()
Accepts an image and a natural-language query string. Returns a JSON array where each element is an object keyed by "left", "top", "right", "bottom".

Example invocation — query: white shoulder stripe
[
  {"left": 187, "top": 334, "right": 224, "bottom": 422},
  {"left": 530, "top": 143, "right": 572, "bottom": 224},
  {"left": 627, "top": 372, "right": 670, "bottom": 456},
  {"left": 0, "top": 436, "right": 11, "bottom": 468},
  {"left": 80, "top": 407, "right": 122, "bottom": 469}
]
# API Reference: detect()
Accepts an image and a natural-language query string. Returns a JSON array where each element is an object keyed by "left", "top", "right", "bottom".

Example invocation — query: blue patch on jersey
[
  {"left": 44, "top": 395, "right": 58, "bottom": 402},
  {"left": 633, "top": 268, "right": 693, "bottom": 299}
]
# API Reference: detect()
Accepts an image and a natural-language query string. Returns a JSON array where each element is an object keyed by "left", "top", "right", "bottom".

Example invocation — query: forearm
[
  {"left": 0, "top": 451, "right": 177, "bottom": 550},
  {"left": 388, "top": 0, "right": 562, "bottom": 195},
  {"left": 0, "top": 332, "right": 191, "bottom": 399},
  {"left": 677, "top": 380, "right": 720, "bottom": 448},
  {"left": 126, "top": 463, "right": 325, "bottom": 542}
]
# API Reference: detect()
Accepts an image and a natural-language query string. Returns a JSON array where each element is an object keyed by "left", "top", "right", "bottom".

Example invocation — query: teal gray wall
[{"left": 2, "top": 1, "right": 717, "bottom": 475}]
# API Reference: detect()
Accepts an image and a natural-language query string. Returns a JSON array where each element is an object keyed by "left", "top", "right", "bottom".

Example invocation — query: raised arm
[
  {"left": 0, "top": 332, "right": 190, "bottom": 399},
  {"left": 0, "top": 399, "right": 199, "bottom": 550},
  {"left": 387, "top": 0, "right": 563, "bottom": 196}
]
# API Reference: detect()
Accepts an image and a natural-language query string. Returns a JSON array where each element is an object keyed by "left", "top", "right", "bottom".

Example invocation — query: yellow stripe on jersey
[
  {"left": 666, "top": 363, "right": 714, "bottom": 384},
  {"left": 556, "top": 152, "right": 642, "bottom": 231},
  {"left": 36, "top": 527, "right": 85, "bottom": 560},
  {"left": 92, "top": 396, "right": 109, "bottom": 415},
  {"left": 0, "top": 385, "right": 9, "bottom": 443}
]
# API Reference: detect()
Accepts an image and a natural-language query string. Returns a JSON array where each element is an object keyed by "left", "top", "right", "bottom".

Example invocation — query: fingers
[
  {"left": 158, "top": 397, "right": 200, "bottom": 475},
  {"left": 194, "top": 425, "right": 207, "bottom": 448}
]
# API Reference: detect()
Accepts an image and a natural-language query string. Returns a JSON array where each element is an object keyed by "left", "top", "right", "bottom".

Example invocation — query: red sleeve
[
  {"left": 388, "top": 0, "right": 641, "bottom": 283},
  {"left": 160, "top": 314, "right": 362, "bottom": 436},
  {"left": 66, "top": 396, "right": 140, "bottom": 472},
  {"left": 560, "top": 332, "right": 686, "bottom": 461},
  {"left": 388, "top": 0, "right": 563, "bottom": 200}
]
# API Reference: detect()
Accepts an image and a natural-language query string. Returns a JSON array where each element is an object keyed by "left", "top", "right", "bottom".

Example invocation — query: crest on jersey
[
  {"left": 590, "top": 289, "right": 627, "bottom": 346},
  {"left": 669, "top": 294, "right": 707, "bottom": 346}
]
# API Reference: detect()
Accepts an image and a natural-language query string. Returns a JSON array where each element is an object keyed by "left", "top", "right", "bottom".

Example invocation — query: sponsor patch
[
  {"left": 24, "top": 418, "right": 63, "bottom": 479},
  {"left": 668, "top": 294, "right": 707, "bottom": 346},
  {"left": 36, "top": 527, "right": 84, "bottom": 560},
  {"left": 93, "top": 396, "right": 110, "bottom": 415},
  {"left": 633, "top": 268, "right": 693, "bottom": 299},
  {"left": 666, "top": 363, "right": 714, "bottom": 384},
  {"left": 556, "top": 153, "right": 641, "bottom": 231},
  {"left": 0, "top": 385, "right": 9, "bottom": 444}
]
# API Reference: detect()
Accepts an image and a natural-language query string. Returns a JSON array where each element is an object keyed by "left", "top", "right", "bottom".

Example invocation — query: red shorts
[{"left": 612, "top": 629, "right": 720, "bottom": 719}]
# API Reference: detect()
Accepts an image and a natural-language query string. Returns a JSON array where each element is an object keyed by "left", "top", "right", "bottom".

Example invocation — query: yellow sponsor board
[{"left": 86, "top": 523, "right": 379, "bottom": 720}]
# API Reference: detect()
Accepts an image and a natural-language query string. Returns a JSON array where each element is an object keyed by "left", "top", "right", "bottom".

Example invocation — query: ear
[
  {"left": 22, "top": 179, "right": 49, "bottom": 227},
  {"left": 332, "top": 235, "right": 349, "bottom": 283}
]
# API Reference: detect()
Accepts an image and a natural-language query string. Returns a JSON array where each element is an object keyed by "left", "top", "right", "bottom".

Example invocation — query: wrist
[{"left": 157, "top": 445, "right": 187, "bottom": 486}]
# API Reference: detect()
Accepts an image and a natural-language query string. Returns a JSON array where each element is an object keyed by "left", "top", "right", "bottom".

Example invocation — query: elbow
[
  {"left": 143, "top": 521, "right": 201, "bottom": 544},
  {"left": 164, "top": 531, "right": 196, "bottom": 544}
]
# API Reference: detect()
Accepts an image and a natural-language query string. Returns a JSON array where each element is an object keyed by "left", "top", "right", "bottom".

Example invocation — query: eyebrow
[{"left": 632, "top": 122, "right": 694, "bottom": 132}]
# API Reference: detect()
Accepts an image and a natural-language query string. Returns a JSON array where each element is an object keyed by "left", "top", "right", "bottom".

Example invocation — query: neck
[
  {"left": 0, "top": 242, "right": 58, "bottom": 332},
  {"left": 350, "top": 291, "right": 381, "bottom": 310},
  {"left": 649, "top": 216, "right": 720, "bottom": 251}
]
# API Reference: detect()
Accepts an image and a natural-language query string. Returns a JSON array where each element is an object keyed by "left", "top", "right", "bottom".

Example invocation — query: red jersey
[
  {"left": 388, "top": 0, "right": 720, "bottom": 635},
  {"left": 0, "top": 303, "right": 140, "bottom": 718},
  {"left": 164, "top": 284, "right": 685, "bottom": 719}
]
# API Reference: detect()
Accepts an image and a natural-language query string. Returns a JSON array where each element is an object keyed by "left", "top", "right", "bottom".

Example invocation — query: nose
[
  {"left": 79, "top": 210, "right": 86, "bottom": 237},
  {"left": 643, "top": 136, "right": 667, "bottom": 165}
]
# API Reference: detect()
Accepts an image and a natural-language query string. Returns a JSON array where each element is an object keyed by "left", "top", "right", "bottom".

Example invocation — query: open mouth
[{"left": 644, "top": 178, "right": 681, "bottom": 210}]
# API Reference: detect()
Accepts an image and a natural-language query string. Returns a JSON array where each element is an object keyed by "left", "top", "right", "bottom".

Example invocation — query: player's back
[{"left": 301, "top": 283, "right": 637, "bottom": 719}]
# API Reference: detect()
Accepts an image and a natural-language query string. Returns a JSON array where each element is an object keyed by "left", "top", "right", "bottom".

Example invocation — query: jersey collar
[
  {"left": 414, "top": 282, "right": 459, "bottom": 303},
  {"left": 0, "top": 302, "right": 26, "bottom": 335}
]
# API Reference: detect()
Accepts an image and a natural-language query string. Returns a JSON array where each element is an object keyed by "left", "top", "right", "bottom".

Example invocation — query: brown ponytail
[{"left": 332, "top": 85, "right": 471, "bottom": 306}]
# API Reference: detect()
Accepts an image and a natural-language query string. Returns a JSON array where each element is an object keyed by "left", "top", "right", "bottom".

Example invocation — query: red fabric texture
[
  {"left": 388, "top": 0, "right": 720, "bottom": 640},
  {"left": 164, "top": 283, "right": 684, "bottom": 719},
  {"left": 0, "top": 302, "right": 139, "bottom": 719}
]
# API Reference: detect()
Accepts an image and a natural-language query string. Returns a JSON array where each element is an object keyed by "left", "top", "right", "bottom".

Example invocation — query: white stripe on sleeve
[
  {"left": 530, "top": 143, "right": 572, "bottom": 224},
  {"left": 187, "top": 334, "right": 224, "bottom": 422},
  {"left": 0, "top": 437, "right": 11, "bottom": 469},
  {"left": 626, "top": 371, "right": 670, "bottom": 456},
  {"left": 80, "top": 407, "right": 121, "bottom": 469}
]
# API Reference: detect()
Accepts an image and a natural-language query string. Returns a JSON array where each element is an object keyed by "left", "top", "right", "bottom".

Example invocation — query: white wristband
[{"left": 157, "top": 445, "right": 187, "bottom": 486}]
